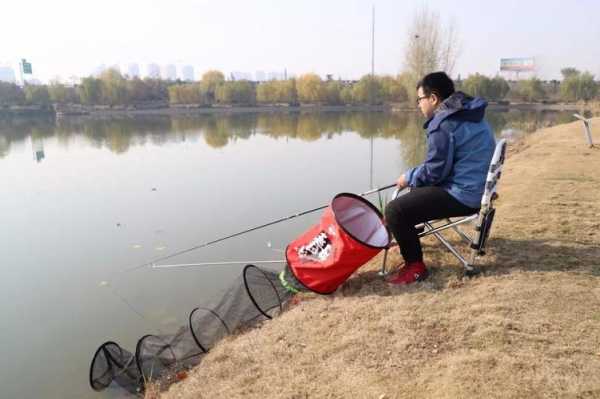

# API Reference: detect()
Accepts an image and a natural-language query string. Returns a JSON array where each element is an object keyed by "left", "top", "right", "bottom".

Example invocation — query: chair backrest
[
  {"left": 480, "top": 139, "right": 507, "bottom": 212},
  {"left": 471, "top": 138, "right": 507, "bottom": 255}
]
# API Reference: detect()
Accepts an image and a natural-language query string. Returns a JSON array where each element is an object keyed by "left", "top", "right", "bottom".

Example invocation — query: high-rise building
[
  {"left": 255, "top": 70, "right": 266, "bottom": 82},
  {"left": 180, "top": 65, "right": 194, "bottom": 81},
  {"left": 267, "top": 71, "right": 284, "bottom": 81},
  {"left": 127, "top": 63, "right": 140, "bottom": 78},
  {"left": 231, "top": 71, "right": 252, "bottom": 81},
  {"left": 0, "top": 66, "right": 16, "bottom": 83},
  {"left": 145, "top": 63, "right": 161, "bottom": 79},
  {"left": 162, "top": 64, "right": 177, "bottom": 81}
]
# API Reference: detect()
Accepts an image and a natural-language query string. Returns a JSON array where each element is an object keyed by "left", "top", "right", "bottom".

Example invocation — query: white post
[
  {"left": 19, "top": 60, "right": 25, "bottom": 87},
  {"left": 573, "top": 114, "right": 595, "bottom": 148}
]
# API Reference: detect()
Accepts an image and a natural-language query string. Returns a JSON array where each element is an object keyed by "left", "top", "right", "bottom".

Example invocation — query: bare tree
[{"left": 404, "top": 7, "right": 461, "bottom": 79}]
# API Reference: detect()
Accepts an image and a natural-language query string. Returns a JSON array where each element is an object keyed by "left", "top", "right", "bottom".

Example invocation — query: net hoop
[
  {"left": 89, "top": 341, "right": 123, "bottom": 391},
  {"left": 189, "top": 306, "right": 231, "bottom": 353},
  {"left": 243, "top": 264, "right": 283, "bottom": 319},
  {"left": 135, "top": 334, "right": 177, "bottom": 382}
]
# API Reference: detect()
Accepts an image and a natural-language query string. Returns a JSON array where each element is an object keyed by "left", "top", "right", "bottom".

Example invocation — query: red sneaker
[{"left": 388, "top": 261, "right": 428, "bottom": 285}]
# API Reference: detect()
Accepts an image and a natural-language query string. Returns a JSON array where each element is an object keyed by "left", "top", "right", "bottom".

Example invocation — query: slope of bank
[{"left": 158, "top": 119, "right": 600, "bottom": 399}]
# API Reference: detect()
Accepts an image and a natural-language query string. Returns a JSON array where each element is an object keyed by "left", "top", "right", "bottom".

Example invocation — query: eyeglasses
[{"left": 416, "top": 95, "right": 430, "bottom": 105}]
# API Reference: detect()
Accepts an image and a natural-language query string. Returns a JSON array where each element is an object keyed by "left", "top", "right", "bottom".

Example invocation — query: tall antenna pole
[
  {"left": 369, "top": 4, "right": 375, "bottom": 189},
  {"left": 371, "top": 5, "right": 375, "bottom": 76}
]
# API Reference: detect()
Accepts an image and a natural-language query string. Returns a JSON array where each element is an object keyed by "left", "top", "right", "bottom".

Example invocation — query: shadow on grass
[{"left": 338, "top": 237, "right": 600, "bottom": 298}]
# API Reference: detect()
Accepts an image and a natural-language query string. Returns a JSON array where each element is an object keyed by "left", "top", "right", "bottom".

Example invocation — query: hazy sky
[{"left": 2, "top": 0, "right": 599, "bottom": 82}]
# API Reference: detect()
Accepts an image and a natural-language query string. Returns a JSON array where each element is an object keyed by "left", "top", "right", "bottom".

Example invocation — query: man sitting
[{"left": 385, "top": 71, "right": 496, "bottom": 285}]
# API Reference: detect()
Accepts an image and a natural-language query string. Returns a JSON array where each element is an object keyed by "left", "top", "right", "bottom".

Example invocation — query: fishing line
[
  {"left": 151, "top": 260, "right": 286, "bottom": 270},
  {"left": 99, "top": 183, "right": 396, "bottom": 324},
  {"left": 118, "top": 183, "right": 396, "bottom": 274}
]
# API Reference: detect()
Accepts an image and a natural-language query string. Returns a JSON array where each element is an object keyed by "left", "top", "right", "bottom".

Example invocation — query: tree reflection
[{"left": 0, "top": 110, "right": 594, "bottom": 159}]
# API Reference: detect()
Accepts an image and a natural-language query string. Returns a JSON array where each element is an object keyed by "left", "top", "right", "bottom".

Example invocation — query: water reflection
[{"left": 0, "top": 109, "right": 595, "bottom": 159}]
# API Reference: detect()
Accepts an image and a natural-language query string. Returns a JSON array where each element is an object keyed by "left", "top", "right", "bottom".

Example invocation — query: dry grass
[{"left": 157, "top": 119, "right": 600, "bottom": 399}]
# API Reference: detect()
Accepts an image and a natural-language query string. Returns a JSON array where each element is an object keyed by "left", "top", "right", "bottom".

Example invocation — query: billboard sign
[
  {"left": 500, "top": 58, "right": 535, "bottom": 72},
  {"left": 21, "top": 59, "right": 32, "bottom": 74}
]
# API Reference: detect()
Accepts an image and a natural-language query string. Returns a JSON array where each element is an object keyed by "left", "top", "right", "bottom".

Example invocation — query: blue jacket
[{"left": 404, "top": 92, "right": 496, "bottom": 209}]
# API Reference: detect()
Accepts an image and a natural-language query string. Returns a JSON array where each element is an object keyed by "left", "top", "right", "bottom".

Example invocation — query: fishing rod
[
  {"left": 124, "top": 182, "right": 397, "bottom": 272},
  {"left": 99, "top": 183, "right": 396, "bottom": 329},
  {"left": 151, "top": 260, "right": 287, "bottom": 270}
]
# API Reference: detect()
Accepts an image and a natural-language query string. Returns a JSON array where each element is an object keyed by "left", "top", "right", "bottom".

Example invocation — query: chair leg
[
  {"left": 464, "top": 249, "right": 481, "bottom": 277},
  {"left": 379, "top": 248, "right": 389, "bottom": 276},
  {"left": 425, "top": 222, "right": 481, "bottom": 277}
]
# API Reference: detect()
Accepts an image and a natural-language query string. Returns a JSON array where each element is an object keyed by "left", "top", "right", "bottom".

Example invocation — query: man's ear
[{"left": 430, "top": 92, "right": 440, "bottom": 106}]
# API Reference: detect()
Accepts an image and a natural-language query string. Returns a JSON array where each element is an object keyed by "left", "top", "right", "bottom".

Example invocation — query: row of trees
[
  {"left": 168, "top": 72, "right": 410, "bottom": 106},
  {"left": 1, "top": 69, "right": 599, "bottom": 108},
  {"left": 456, "top": 68, "right": 598, "bottom": 103},
  {"left": 0, "top": 69, "right": 170, "bottom": 107}
]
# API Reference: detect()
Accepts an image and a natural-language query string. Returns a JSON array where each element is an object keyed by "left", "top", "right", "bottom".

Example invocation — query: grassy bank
[{"left": 155, "top": 119, "right": 600, "bottom": 399}]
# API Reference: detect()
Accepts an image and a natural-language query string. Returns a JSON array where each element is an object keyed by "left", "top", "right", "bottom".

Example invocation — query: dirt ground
[{"left": 156, "top": 119, "right": 600, "bottom": 399}]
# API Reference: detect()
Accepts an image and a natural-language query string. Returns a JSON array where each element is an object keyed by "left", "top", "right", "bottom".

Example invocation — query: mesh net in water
[
  {"left": 90, "top": 264, "right": 292, "bottom": 395},
  {"left": 90, "top": 193, "right": 389, "bottom": 394}
]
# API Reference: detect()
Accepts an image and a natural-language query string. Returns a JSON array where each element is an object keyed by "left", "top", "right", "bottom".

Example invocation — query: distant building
[
  {"left": 145, "top": 63, "right": 161, "bottom": 79},
  {"left": 162, "top": 64, "right": 177, "bottom": 80},
  {"left": 127, "top": 63, "right": 140, "bottom": 78},
  {"left": 231, "top": 71, "right": 252, "bottom": 81},
  {"left": 180, "top": 65, "right": 194, "bottom": 81},
  {"left": 267, "top": 71, "right": 284, "bottom": 81},
  {"left": 0, "top": 66, "right": 16, "bottom": 83},
  {"left": 255, "top": 70, "right": 266, "bottom": 82}
]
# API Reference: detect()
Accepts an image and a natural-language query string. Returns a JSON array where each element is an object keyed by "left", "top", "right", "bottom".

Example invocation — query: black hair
[{"left": 416, "top": 72, "right": 455, "bottom": 101}]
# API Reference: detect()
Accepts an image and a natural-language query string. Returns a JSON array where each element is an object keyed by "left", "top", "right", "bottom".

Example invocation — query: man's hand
[{"left": 396, "top": 174, "right": 409, "bottom": 189}]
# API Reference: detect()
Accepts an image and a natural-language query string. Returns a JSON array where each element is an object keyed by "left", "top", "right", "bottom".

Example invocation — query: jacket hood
[{"left": 424, "top": 91, "right": 488, "bottom": 131}]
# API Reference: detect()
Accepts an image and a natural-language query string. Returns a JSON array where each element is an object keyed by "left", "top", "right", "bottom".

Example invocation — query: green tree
[
  {"left": 24, "top": 85, "right": 50, "bottom": 105},
  {"left": 141, "top": 78, "right": 169, "bottom": 102},
  {"left": 397, "top": 72, "right": 418, "bottom": 104},
  {"left": 560, "top": 71, "right": 597, "bottom": 102},
  {"left": 201, "top": 70, "right": 225, "bottom": 104},
  {"left": 297, "top": 73, "right": 323, "bottom": 104},
  {"left": 352, "top": 75, "right": 384, "bottom": 105},
  {"left": 461, "top": 73, "right": 487, "bottom": 97},
  {"left": 0, "top": 82, "right": 25, "bottom": 105},
  {"left": 256, "top": 80, "right": 278, "bottom": 104},
  {"left": 462, "top": 74, "right": 509, "bottom": 101},
  {"left": 380, "top": 75, "right": 408, "bottom": 102},
  {"left": 215, "top": 81, "right": 256, "bottom": 105},
  {"left": 168, "top": 84, "right": 206, "bottom": 105},
  {"left": 515, "top": 77, "right": 545, "bottom": 102},
  {"left": 322, "top": 80, "right": 344, "bottom": 105},
  {"left": 98, "top": 69, "right": 128, "bottom": 105},
  {"left": 126, "top": 77, "right": 153, "bottom": 103},
  {"left": 78, "top": 77, "right": 102, "bottom": 105},
  {"left": 340, "top": 85, "right": 354, "bottom": 104},
  {"left": 489, "top": 76, "right": 510, "bottom": 100},
  {"left": 48, "top": 83, "right": 79, "bottom": 104},
  {"left": 276, "top": 79, "right": 298, "bottom": 105},
  {"left": 560, "top": 67, "right": 580, "bottom": 80}
]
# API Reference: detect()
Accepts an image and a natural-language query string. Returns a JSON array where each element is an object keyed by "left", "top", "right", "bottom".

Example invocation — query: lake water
[{"left": 0, "top": 109, "right": 593, "bottom": 398}]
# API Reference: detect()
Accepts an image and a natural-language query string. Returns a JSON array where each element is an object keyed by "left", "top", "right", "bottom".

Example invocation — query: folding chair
[{"left": 380, "top": 138, "right": 507, "bottom": 277}]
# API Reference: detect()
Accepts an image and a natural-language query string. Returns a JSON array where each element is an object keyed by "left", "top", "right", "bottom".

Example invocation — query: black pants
[{"left": 384, "top": 186, "right": 478, "bottom": 263}]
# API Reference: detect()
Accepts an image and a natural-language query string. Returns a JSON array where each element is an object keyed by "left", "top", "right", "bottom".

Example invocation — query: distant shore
[{"left": 1, "top": 101, "right": 597, "bottom": 119}]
